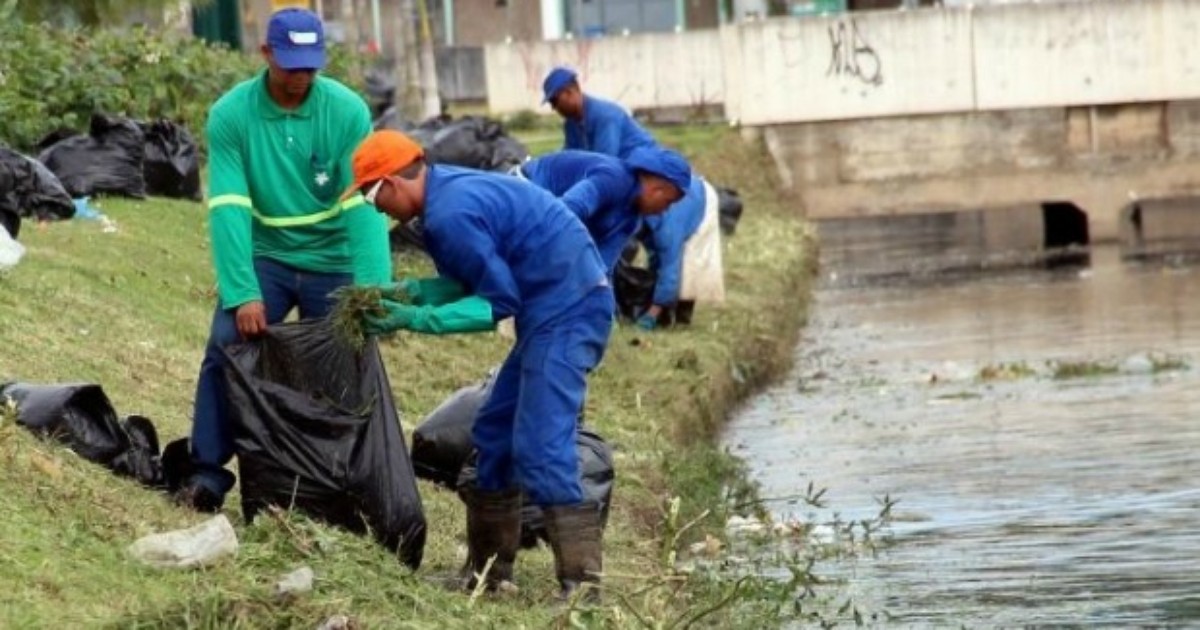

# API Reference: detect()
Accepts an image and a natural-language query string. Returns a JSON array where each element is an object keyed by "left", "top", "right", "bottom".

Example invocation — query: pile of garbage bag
[
  {"left": 373, "top": 114, "right": 528, "bottom": 253},
  {"left": 0, "top": 382, "right": 163, "bottom": 487},
  {"left": 0, "top": 146, "right": 75, "bottom": 239},
  {"left": 376, "top": 114, "right": 529, "bottom": 174},
  {"left": 38, "top": 114, "right": 148, "bottom": 199},
  {"left": 36, "top": 114, "right": 201, "bottom": 201}
]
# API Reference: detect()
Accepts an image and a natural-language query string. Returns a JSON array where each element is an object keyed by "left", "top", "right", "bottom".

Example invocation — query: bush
[
  {"left": 0, "top": 22, "right": 367, "bottom": 154},
  {"left": 503, "top": 109, "right": 541, "bottom": 132}
]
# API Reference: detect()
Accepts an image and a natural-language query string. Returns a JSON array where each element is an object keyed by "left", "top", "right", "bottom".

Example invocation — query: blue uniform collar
[{"left": 580, "top": 94, "right": 597, "bottom": 124}]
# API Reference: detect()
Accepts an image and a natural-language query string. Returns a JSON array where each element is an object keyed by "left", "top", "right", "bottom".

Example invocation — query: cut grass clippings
[
  {"left": 0, "top": 123, "right": 814, "bottom": 628},
  {"left": 329, "top": 284, "right": 400, "bottom": 351}
]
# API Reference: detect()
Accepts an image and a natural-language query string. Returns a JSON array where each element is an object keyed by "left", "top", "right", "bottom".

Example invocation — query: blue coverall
[
  {"left": 521, "top": 150, "right": 641, "bottom": 274},
  {"left": 421, "top": 165, "right": 614, "bottom": 506},
  {"left": 639, "top": 176, "right": 707, "bottom": 307},
  {"left": 563, "top": 95, "right": 656, "bottom": 159}
]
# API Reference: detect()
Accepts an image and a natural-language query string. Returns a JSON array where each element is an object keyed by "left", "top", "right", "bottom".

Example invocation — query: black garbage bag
[
  {"left": 458, "top": 429, "right": 615, "bottom": 549},
  {"left": 418, "top": 116, "right": 528, "bottom": 172},
  {"left": 160, "top": 436, "right": 193, "bottom": 493},
  {"left": 716, "top": 186, "right": 744, "bottom": 236},
  {"left": 413, "top": 371, "right": 615, "bottom": 548},
  {"left": 389, "top": 217, "right": 426, "bottom": 253},
  {"left": 0, "top": 146, "right": 76, "bottom": 238},
  {"left": 222, "top": 318, "right": 426, "bottom": 569},
  {"left": 425, "top": 119, "right": 494, "bottom": 170},
  {"left": 364, "top": 67, "right": 396, "bottom": 119},
  {"left": 0, "top": 382, "right": 163, "bottom": 487},
  {"left": 490, "top": 136, "right": 529, "bottom": 172},
  {"left": 411, "top": 371, "right": 497, "bottom": 488},
  {"left": 0, "top": 211, "right": 17, "bottom": 242},
  {"left": 373, "top": 105, "right": 403, "bottom": 132},
  {"left": 110, "top": 414, "right": 163, "bottom": 486},
  {"left": 613, "top": 239, "right": 691, "bottom": 326},
  {"left": 35, "top": 128, "right": 81, "bottom": 153},
  {"left": 141, "top": 120, "right": 201, "bottom": 200},
  {"left": 614, "top": 258, "right": 656, "bottom": 320},
  {"left": 38, "top": 113, "right": 147, "bottom": 199}
]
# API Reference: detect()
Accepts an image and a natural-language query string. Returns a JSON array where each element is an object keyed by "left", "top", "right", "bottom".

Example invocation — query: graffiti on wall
[{"left": 827, "top": 20, "right": 883, "bottom": 87}]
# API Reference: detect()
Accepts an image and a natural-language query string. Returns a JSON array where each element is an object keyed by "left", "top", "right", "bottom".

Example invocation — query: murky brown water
[{"left": 725, "top": 242, "right": 1200, "bottom": 626}]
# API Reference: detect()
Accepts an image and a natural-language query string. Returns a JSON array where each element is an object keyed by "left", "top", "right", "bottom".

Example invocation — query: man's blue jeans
[{"left": 188, "top": 258, "right": 352, "bottom": 497}]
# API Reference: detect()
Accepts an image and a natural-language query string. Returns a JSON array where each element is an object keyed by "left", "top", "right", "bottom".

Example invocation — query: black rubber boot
[
  {"left": 461, "top": 487, "right": 522, "bottom": 592},
  {"left": 543, "top": 502, "right": 604, "bottom": 602}
]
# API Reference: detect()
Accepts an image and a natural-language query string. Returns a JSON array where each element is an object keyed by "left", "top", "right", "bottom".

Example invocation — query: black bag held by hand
[{"left": 222, "top": 319, "right": 426, "bottom": 569}]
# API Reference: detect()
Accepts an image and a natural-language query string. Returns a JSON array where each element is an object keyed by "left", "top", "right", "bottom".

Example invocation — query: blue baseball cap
[
  {"left": 266, "top": 8, "right": 326, "bottom": 70},
  {"left": 625, "top": 146, "right": 693, "bottom": 194},
  {"left": 542, "top": 67, "right": 578, "bottom": 104}
]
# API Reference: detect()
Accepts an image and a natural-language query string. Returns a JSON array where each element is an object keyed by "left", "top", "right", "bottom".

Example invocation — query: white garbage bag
[{"left": 0, "top": 224, "right": 24, "bottom": 271}]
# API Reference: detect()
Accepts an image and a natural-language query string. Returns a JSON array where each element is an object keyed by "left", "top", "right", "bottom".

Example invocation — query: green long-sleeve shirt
[{"left": 205, "top": 71, "right": 391, "bottom": 309}]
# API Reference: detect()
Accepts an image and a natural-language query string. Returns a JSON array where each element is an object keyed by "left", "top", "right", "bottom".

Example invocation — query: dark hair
[{"left": 397, "top": 157, "right": 426, "bottom": 180}]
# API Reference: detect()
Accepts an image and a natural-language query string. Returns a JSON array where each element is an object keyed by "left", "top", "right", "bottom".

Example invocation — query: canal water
[{"left": 724, "top": 238, "right": 1200, "bottom": 627}]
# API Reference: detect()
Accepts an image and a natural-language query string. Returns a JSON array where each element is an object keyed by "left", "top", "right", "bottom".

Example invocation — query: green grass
[{"left": 0, "top": 125, "right": 813, "bottom": 628}]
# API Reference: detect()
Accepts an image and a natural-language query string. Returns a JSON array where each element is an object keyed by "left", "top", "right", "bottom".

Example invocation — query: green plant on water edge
[
  {"left": 977, "top": 361, "right": 1036, "bottom": 382},
  {"left": 1050, "top": 360, "right": 1119, "bottom": 380},
  {"left": 663, "top": 483, "right": 902, "bottom": 629},
  {"left": 1148, "top": 353, "right": 1189, "bottom": 373}
]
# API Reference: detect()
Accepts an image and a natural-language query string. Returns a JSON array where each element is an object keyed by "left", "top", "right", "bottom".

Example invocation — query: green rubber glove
[
  {"left": 399, "top": 276, "right": 469, "bottom": 307},
  {"left": 363, "top": 295, "right": 495, "bottom": 335}
]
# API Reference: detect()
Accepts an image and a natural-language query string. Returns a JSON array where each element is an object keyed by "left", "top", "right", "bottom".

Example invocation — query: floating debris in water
[
  {"left": 978, "top": 362, "right": 1036, "bottom": 382},
  {"left": 1050, "top": 359, "right": 1119, "bottom": 380}
]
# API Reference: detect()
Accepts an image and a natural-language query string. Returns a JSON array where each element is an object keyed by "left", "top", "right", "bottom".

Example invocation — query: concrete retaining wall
[
  {"left": 437, "top": 47, "right": 488, "bottom": 102},
  {"left": 484, "top": 31, "right": 724, "bottom": 114},
  {"left": 485, "top": 0, "right": 1200, "bottom": 124}
]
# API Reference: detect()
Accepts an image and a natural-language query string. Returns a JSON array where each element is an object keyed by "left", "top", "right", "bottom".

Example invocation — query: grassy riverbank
[{"left": 0, "top": 123, "right": 814, "bottom": 628}]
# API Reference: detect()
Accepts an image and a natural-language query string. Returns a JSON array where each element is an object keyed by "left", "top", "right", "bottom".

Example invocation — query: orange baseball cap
[{"left": 342, "top": 130, "right": 425, "bottom": 199}]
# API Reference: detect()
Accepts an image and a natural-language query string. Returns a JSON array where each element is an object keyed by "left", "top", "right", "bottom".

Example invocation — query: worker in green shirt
[{"left": 175, "top": 8, "right": 392, "bottom": 512}]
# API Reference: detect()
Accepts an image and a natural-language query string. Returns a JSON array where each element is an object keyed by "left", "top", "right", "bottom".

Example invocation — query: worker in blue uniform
[
  {"left": 540, "top": 67, "right": 721, "bottom": 328},
  {"left": 637, "top": 174, "right": 724, "bottom": 330},
  {"left": 346, "top": 130, "right": 612, "bottom": 600},
  {"left": 543, "top": 67, "right": 656, "bottom": 159},
  {"left": 517, "top": 146, "right": 692, "bottom": 273}
]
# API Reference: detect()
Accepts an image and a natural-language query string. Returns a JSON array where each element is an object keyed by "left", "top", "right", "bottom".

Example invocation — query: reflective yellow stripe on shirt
[
  {"left": 207, "top": 194, "right": 367, "bottom": 228},
  {"left": 207, "top": 194, "right": 253, "bottom": 210}
]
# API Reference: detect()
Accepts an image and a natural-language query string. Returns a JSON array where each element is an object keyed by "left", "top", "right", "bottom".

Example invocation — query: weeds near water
[
  {"left": 1149, "top": 353, "right": 1189, "bottom": 373},
  {"left": 934, "top": 391, "right": 983, "bottom": 401},
  {"left": 978, "top": 362, "right": 1036, "bottom": 381},
  {"left": 598, "top": 484, "right": 903, "bottom": 628},
  {"left": 1051, "top": 360, "right": 1119, "bottom": 380}
]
